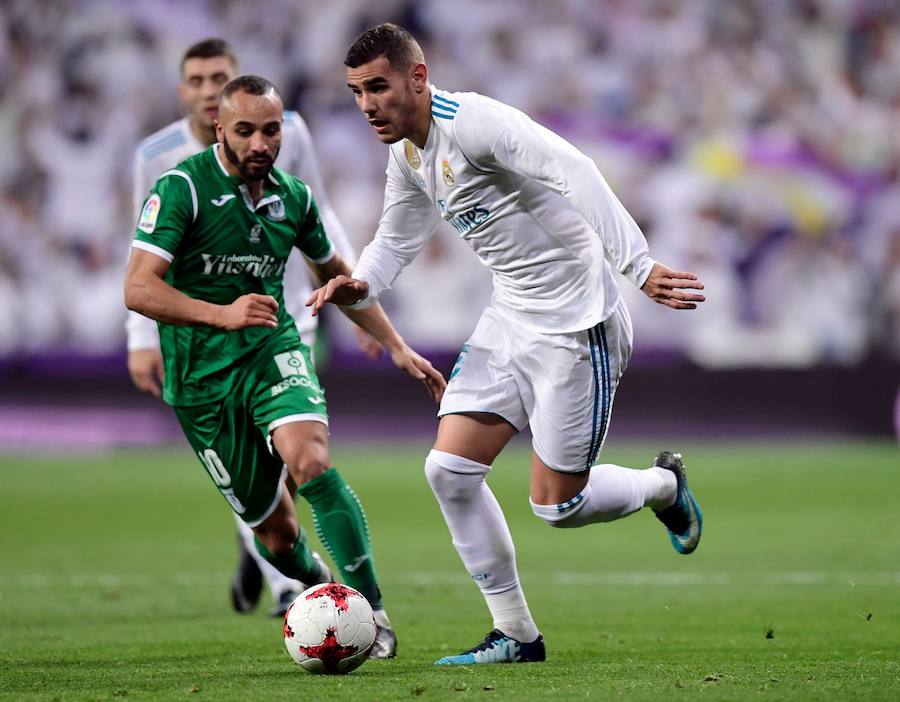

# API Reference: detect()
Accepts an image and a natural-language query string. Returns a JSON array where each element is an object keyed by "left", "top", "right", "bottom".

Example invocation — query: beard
[{"left": 222, "top": 135, "right": 278, "bottom": 181}]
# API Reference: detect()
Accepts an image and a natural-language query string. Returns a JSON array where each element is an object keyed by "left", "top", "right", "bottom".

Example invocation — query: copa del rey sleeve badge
[{"left": 404, "top": 140, "right": 421, "bottom": 169}]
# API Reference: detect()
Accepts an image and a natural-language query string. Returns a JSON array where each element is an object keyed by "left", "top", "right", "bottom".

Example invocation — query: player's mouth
[
  {"left": 369, "top": 118, "right": 390, "bottom": 133},
  {"left": 204, "top": 107, "right": 218, "bottom": 120}
]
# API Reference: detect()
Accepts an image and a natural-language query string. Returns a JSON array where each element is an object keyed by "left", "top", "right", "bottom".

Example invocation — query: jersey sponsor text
[{"left": 199, "top": 253, "right": 286, "bottom": 277}]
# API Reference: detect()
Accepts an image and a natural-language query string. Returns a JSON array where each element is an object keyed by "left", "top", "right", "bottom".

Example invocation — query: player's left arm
[
  {"left": 306, "top": 252, "right": 446, "bottom": 403},
  {"left": 459, "top": 102, "right": 704, "bottom": 307}
]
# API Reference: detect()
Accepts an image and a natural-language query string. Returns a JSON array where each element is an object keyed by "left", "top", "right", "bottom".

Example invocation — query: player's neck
[
  {"left": 409, "top": 91, "right": 433, "bottom": 149},
  {"left": 243, "top": 179, "right": 265, "bottom": 203},
  {"left": 216, "top": 144, "right": 266, "bottom": 203},
  {"left": 189, "top": 119, "right": 217, "bottom": 146}
]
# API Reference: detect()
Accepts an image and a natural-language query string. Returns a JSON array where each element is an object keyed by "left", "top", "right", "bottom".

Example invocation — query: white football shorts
[{"left": 438, "top": 299, "right": 633, "bottom": 473}]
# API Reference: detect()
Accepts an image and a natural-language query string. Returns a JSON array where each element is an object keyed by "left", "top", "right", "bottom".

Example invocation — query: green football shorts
[{"left": 174, "top": 344, "right": 328, "bottom": 526}]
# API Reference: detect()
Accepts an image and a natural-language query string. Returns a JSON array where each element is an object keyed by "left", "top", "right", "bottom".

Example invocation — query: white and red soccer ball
[{"left": 283, "top": 583, "right": 377, "bottom": 674}]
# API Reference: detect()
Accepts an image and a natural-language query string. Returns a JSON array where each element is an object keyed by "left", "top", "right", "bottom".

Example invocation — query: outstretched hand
[
  {"left": 640, "top": 262, "right": 705, "bottom": 310},
  {"left": 307, "top": 271, "right": 445, "bottom": 401},
  {"left": 389, "top": 345, "right": 447, "bottom": 405},
  {"left": 306, "top": 275, "right": 369, "bottom": 316}
]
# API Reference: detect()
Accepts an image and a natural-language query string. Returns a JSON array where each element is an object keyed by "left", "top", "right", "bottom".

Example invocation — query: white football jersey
[
  {"left": 353, "top": 87, "right": 655, "bottom": 334},
  {"left": 126, "top": 112, "right": 355, "bottom": 349}
]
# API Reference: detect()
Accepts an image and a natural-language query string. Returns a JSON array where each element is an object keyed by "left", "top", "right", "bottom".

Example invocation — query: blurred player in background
[
  {"left": 125, "top": 75, "right": 446, "bottom": 658},
  {"left": 125, "top": 39, "right": 381, "bottom": 619},
  {"left": 309, "top": 23, "right": 706, "bottom": 665}
]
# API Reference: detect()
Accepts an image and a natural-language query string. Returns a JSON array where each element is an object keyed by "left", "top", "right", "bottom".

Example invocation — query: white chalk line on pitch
[{"left": 0, "top": 571, "right": 898, "bottom": 590}]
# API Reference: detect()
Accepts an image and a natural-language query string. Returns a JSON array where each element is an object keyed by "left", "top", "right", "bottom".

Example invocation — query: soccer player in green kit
[{"left": 124, "top": 75, "right": 446, "bottom": 659}]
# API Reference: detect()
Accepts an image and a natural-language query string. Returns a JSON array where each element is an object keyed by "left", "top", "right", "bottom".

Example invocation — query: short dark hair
[
  {"left": 180, "top": 38, "right": 237, "bottom": 72},
  {"left": 344, "top": 22, "right": 423, "bottom": 69},
  {"left": 220, "top": 75, "right": 283, "bottom": 105}
]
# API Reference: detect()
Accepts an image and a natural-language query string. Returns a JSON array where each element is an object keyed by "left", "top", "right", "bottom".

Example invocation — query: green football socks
[
  {"left": 254, "top": 527, "right": 321, "bottom": 584},
  {"left": 297, "top": 467, "right": 383, "bottom": 610}
]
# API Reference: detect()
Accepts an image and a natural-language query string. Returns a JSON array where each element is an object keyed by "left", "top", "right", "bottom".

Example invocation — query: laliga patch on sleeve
[{"left": 138, "top": 194, "right": 161, "bottom": 233}]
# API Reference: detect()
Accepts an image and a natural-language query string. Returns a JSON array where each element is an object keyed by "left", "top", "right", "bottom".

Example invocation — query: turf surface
[{"left": 1, "top": 439, "right": 898, "bottom": 700}]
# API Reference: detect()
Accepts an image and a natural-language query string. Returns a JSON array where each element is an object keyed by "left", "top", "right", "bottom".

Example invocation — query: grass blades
[{"left": 1, "top": 439, "right": 898, "bottom": 700}]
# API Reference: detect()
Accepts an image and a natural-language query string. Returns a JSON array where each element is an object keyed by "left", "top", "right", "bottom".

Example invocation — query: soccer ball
[{"left": 283, "top": 583, "right": 377, "bottom": 674}]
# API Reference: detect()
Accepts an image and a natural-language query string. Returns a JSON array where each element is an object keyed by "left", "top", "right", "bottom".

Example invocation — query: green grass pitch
[{"left": 1, "top": 439, "right": 898, "bottom": 700}]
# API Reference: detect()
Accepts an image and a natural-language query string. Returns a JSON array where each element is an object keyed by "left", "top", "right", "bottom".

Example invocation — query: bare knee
[
  {"left": 272, "top": 422, "right": 331, "bottom": 486},
  {"left": 529, "top": 453, "right": 588, "bottom": 505},
  {"left": 287, "top": 449, "right": 330, "bottom": 486}
]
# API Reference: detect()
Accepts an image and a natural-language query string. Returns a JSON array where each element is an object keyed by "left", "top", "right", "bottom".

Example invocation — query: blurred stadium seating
[{"left": 1, "top": 0, "right": 898, "bottom": 442}]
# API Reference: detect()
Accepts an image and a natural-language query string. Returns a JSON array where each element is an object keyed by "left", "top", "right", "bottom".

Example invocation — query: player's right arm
[
  {"left": 124, "top": 249, "right": 278, "bottom": 330},
  {"left": 339, "top": 149, "right": 441, "bottom": 308},
  {"left": 124, "top": 173, "right": 278, "bottom": 331},
  {"left": 305, "top": 252, "right": 446, "bottom": 404}
]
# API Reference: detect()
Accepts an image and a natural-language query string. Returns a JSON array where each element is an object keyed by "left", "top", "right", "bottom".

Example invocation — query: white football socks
[
  {"left": 530, "top": 464, "right": 676, "bottom": 527},
  {"left": 425, "top": 450, "right": 540, "bottom": 643}
]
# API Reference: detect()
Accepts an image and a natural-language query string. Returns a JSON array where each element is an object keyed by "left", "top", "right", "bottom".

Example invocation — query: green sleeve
[
  {"left": 296, "top": 193, "right": 335, "bottom": 263},
  {"left": 133, "top": 171, "right": 194, "bottom": 258}
]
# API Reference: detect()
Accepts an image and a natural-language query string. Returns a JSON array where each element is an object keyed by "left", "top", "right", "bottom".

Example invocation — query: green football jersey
[{"left": 133, "top": 144, "right": 334, "bottom": 406}]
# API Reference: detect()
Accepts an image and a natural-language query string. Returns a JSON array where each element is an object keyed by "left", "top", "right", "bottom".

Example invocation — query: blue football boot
[
  {"left": 435, "top": 629, "right": 545, "bottom": 665},
  {"left": 652, "top": 451, "right": 702, "bottom": 554}
]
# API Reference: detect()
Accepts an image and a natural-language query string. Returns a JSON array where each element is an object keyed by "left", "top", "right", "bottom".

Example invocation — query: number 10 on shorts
[{"left": 198, "top": 448, "right": 246, "bottom": 514}]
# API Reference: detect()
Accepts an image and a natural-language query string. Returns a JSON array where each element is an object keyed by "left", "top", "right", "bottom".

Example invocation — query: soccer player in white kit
[
  {"left": 126, "top": 39, "right": 383, "bottom": 623},
  {"left": 309, "top": 24, "right": 706, "bottom": 665}
]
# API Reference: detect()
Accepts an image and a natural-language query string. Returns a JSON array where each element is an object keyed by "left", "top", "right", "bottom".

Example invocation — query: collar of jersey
[
  {"left": 414, "top": 86, "right": 443, "bottom": 155},
  {"left": 211, "top": 143, "right": 281, "bottom": 189},
  {"left": 210, "top": 143, "right": 282, "bottom": 213}
]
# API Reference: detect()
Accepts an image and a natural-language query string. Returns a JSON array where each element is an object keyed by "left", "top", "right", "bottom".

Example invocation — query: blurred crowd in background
[{"left": 1, "top": 0, "right": 899, "bottom": 367}]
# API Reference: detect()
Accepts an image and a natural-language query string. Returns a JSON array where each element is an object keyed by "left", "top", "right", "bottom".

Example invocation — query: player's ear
[
  {"left": 215, "top": 120, "right": 223, "bottom": 142},
  {"left": 411, "top": 62, "right": 428, "bottom": 92},
  {"left": 176, "top": 82, "right": 187, "bottom": 104}
]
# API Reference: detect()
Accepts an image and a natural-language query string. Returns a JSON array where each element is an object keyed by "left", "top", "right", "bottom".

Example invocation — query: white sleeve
[
  {"left": 126, "top": 150, "right": 160, "bottom": 351},
  {"left": 289, "top": 115, "right": 358, "bottom": 266},
  {"left": 351, "top": 148, "right": 441, "bottom": 304},
  {"left": 457, "top": 100, "right": 655, "bottom": 288}
]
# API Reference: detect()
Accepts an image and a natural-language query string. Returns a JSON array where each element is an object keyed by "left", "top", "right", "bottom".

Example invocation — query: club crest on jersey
[
  {"left": 267, "top": 199, "right": 285, "bottom": 221},
  {"left": 138, "top": 194, "right": 161, "bottom": 233},
  {"left": 248, "top": 224, "right": 262, "bottom": 243},
  {"left": 404, "top": 140, "right": 421, "bottom": 169},
  {"left": 442, "top": 160, "right": 455, "bottom": 187}
]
